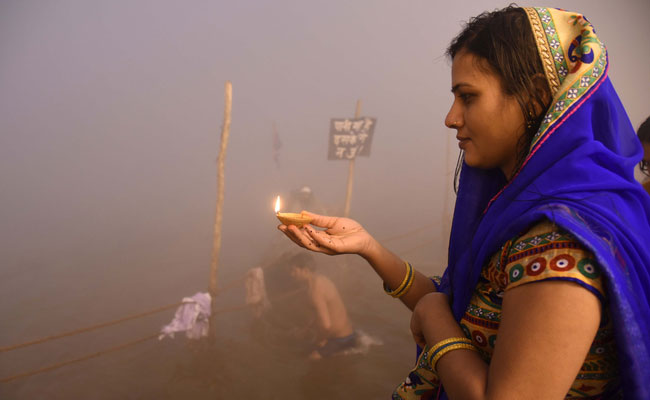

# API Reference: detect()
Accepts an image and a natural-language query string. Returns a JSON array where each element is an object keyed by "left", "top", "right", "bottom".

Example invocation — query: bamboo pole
[
  {"left": 209, "top": 81, "right": 232, "bottom": 304},
  {"left": 343, "top": 100, "right": 362, "bottom": 217}
]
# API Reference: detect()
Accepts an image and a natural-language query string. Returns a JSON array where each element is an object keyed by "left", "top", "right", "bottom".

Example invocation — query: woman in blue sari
[{"left": 279, "top": 6, "right": 650, "bottom": 399}]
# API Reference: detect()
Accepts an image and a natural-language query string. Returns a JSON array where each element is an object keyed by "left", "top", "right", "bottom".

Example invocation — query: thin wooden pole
[
  {"left": 343, "top": 100, "right": 362, "bottom": 217},
  {"left": 209, "top": 81, "right": 232, "bottom": 304}
]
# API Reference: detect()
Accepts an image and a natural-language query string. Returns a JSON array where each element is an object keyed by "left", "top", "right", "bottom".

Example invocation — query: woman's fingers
[
  {"left": 302, "top": 226, "right": 339, "bottom": 255},
  {"left": 305, "top": 226, "right": 340, "bottom": 253},
  {"left": 278, "top": 224, "right": 308, "bottom": 249},
  {"left": 288, "top": 225, "right": 317, "bottom": 248},
  {"left": 302, "top": 211, "right": 339, "bottom": 230},
  {"left": 277, "top": 220, "right": 346, "bottom": 255},
  {"left": 280, "top": 224, "right": 335, "bottom": 254}
]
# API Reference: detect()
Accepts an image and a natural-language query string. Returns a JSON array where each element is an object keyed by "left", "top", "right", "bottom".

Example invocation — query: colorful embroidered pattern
[
  {"left": 460, "top": 220, "right": 619, "bottom": 398},
  {"left": 503, "top": 223, "right": 605, "bottom": 299},
  {"left": 523, "top": 7, "right": 607, "bottom": 149},
  {"left": 524, "top": 7, "right": 564, "bottom": 95},
  {"left": 392, "top": 346, "right": 441, "bottom": 399}
]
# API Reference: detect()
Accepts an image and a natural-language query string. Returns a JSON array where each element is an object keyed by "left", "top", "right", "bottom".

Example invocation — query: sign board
[{"left": 327, "top": 117, "right": 376, "bottom": 160}]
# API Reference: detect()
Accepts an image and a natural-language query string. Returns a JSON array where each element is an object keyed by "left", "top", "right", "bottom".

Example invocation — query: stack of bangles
[
  {"left": 383, "top": 261, "right": 414, "bottom": 298},
  {"left": 428, "top": 337, "right": 478, "bottom": 372}
]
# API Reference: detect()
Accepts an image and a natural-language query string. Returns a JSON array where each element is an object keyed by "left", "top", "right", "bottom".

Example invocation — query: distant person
[
  {"left": 285, "top": 185, "right": 328, "bottom": 215},
  {"left": 245, "top": 266, "right": 271, "bottom": 318},
  {"left": 288, "top": 253, "right": 356, "bottom": 360},
  {"left": 638, "top": 116, "right": 650, "bottom": 194}
]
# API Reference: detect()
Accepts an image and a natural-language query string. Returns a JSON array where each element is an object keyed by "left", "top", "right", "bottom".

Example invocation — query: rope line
[
  {"left": 0, "top": 302, "right": 182, "bottom": 353},
  {"left": 0, "top": 334, "right": 159, "bottom": 383},
  {"left": 0, "top": 220, "right": 436, "bottom": 384},
  {"left": 0, "top": 222, "right": 435, "bottom": 383},
  {"left": 0, "top": 222, "right": 434, "bottom": 354},
  {"left": 1, "top": 283, "right": 306, "bottom": 354},
  {"left": 0, "top": 288, "right": 307, "bottom": 383}
]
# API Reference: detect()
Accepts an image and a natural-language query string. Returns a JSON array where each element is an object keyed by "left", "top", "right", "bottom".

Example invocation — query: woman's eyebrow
[{"left": 451, "top": 82, "right": 474, "bottom": 93}]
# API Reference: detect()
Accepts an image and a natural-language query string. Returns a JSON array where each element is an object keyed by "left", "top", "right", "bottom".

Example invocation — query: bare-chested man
[{"left": 288, "top": 253, "right": 356, "bottom": 360}]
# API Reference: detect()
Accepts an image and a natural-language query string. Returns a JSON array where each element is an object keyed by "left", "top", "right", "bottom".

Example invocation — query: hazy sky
[{"left": 1, "top": 0, "right": 649, "bottom": 278}]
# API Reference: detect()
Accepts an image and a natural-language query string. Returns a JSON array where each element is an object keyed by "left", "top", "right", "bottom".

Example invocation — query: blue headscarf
[{"left": 439, "top": 7, "right": 650, "bottom": 399}]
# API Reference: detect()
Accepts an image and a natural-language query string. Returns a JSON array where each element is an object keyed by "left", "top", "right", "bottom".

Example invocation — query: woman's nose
[{"left": 445, "top": 104, "right": 462, "bottom": 129}]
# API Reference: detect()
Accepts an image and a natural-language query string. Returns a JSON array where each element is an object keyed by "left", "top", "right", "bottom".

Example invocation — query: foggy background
[{"left": 1, "top": 0, "right": 649, "bottom": 398}]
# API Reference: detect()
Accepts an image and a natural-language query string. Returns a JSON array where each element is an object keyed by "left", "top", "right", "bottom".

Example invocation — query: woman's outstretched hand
[{"left": 277, "top": 211, "right": 376, "bottom": 257}]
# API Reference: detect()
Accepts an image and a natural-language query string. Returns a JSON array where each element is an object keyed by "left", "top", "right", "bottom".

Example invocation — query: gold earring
[{"left": 526, "top": 112, "right": 534, "bottom": 130}]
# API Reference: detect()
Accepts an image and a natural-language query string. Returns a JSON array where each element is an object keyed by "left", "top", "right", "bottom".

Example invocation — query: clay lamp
[{"left": 275, "top": 195, "right": 312, "bottom": 227}]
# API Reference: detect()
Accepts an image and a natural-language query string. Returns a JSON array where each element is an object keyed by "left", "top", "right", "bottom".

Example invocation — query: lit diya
[{"left": 275, "top": 195, "right": 312, "bottom": 227}]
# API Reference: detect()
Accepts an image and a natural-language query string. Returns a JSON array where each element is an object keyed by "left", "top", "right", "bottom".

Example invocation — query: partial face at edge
[
  {"left": 642, "top": 142, "right": 650, "bottom": 178},
  {"left": 445, "top": 50, "right": 527, "bottom": 177}
]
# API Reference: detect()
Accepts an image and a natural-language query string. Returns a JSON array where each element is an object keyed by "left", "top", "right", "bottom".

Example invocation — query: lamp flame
[{"left": 274, "top": 196, "right": 281, "bottom": 214}]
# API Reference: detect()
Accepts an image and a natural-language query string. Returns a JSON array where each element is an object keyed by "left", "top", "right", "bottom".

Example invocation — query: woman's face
[{"left": 445, "top": 49, "right": 526, "bottom": 177}]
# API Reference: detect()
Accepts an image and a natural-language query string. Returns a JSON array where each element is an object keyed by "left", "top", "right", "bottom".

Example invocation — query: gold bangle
[
  {"left": 429, "top": 336, "right": 472, "bottom": 355},
  {"left": 429, "top": 342, "right": 478, "bottom": 372},
  {"left": 398, "top": 270, "right": 415, "bottom": 298},
  {"left": 427, "top": 337, "right": 473, "bottom": 366},
  {"left": 383, "top": 261, "right": 412, "bottom": 296},
  {"left": 383, "top": 261, "right": 414, "bottom": 298},
  {"left": 393, "top": 261, "right": 412, "bottom": 295}
]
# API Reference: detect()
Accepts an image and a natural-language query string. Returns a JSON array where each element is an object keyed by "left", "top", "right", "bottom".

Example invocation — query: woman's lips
[{"left": 457, "top": 136, "right": 470, "bottom": 149}]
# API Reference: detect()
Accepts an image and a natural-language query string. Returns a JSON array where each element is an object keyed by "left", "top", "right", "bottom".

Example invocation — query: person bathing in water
[{"left": 288, "top": 253, "right": 356, "bottom": 360}]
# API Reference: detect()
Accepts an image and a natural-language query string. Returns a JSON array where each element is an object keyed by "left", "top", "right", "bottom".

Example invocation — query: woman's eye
[{"left": 459, "top": 93, "right": 473, "bottom": 103}]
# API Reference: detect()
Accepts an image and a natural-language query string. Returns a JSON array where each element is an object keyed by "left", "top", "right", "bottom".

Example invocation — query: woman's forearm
[
  {"left": 417, "top": 294, "right": 489, "bottom": 399},
  {"left": 360, "top": 237, "right": 437, "bottom": 310}
]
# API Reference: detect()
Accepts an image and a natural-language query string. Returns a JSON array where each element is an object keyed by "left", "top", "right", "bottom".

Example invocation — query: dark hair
[
  {"left": 638, "top": 116, "right": 650, "bottom": 143},
  {"left": 288, "top": 252, "right": 315, "bottom": 271},
  {"left": 447, "top": 5, "right": 551, "bottom": 181}
]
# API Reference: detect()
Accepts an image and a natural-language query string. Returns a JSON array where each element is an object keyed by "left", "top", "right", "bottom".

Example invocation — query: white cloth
[
  {"left": 245, "top": 267, "right": 271, "bottom": 315},
  {"left": 340, "top": 330, "right": 383, "bottom": 356},
  {"left": 159, "top": 292, "right": 211, "bottom": 340}
]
